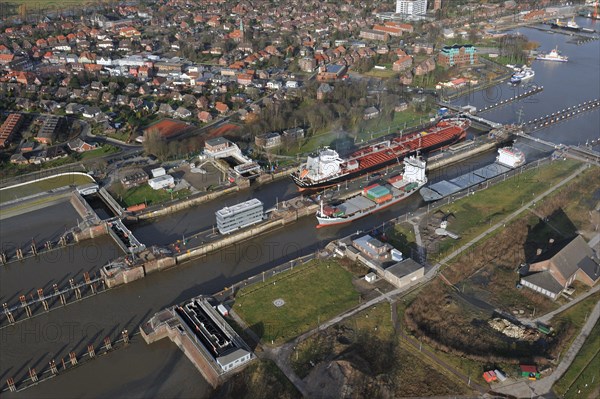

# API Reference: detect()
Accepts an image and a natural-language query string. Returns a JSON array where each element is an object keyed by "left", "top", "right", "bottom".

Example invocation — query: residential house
[
  {"left": 520, "top": 236, "right": 600, "bottom": 300},
  {"left": 197, "top": 111, "right": 213, "bottom": 123},
  {"left": 173, "top": 106, "right": 192, "bottom": 119},
  {"left": 68, "top": 138, "right": 98, "bottom": 152},
  {"left": 255, "top": 132, "right": 282, "bottom": 149},
  {"left": 393, "top": 55, "right": 413, "bottom": 72},
  {"left": 364, "top": 106, "right": 380, "bottom": 120},
  {"left": 215, "top": 101, "right": 229, "bottom": 114}
]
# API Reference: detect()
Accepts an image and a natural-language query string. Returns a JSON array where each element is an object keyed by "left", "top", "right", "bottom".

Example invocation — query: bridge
[
  {"left": 98, "top": 187, "right": 124, "bottom": 216},
  {"left": 460, "top": 113, "right": 503, "bottom": 129},
  {"left": 107, "top": 218, "right": 146, "bottom": 254}
]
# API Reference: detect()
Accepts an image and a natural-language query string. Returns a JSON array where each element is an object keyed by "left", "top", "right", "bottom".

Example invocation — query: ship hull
[
  {"left": 536, "top": 57, "right": 568, "bottom": 62},
  {"left": 292, "top": 121, "right": 467, "bottom": 191},
  {"left": 316, "top": 185, "right": 422, "bottom": 227},
  {"left": 551, "top": 23, "right": 581, "bottom": 32}
]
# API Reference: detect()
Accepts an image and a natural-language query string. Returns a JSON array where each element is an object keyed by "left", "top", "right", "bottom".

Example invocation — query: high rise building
[{"left": 396, "top": 0, "right": 428, "bottom": 15}]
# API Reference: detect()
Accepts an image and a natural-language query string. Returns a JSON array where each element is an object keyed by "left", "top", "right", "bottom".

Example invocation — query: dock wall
[
  {"left": 427, "top": 141, "right": 498, "bottom": 171},
  {"left": 137, "top": 185, "right": 240, "bottom": 220},
  {"left": 73, "top": 223, "right": 109, "bottom": 242},
  {"left": 176, "top": 219, "right": 285, "bottom": 262}
]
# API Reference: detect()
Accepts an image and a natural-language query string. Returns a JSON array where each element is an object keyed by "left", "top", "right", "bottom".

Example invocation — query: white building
[
  {"left": 216, "top": 198, "right": 263, "bottom": 235},
  {"left": 396, "top": 0, "right": 428, "bottom": 15},
  {"left": 151, "top": 167, "right": 166, "bottom": 178},
  {"left": 148, "top": 175, "right": 174, "bottom": 190}
]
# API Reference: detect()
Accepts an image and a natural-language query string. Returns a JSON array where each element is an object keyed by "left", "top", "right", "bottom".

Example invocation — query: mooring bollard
[
  {"left": 28, "top": 367, "right": 38, "bottom": 382},
  {"left": 49, "top": 359, "right": 58, "bottom": 375},
  {"left": 7, "top": 377, "right": 16, "bottom": 392},
  {"left": 88, "top": 344, "right": 96, "bottom": 358},
  {"left": 104, "top": 336, "right": 112, "bottom": 351}
]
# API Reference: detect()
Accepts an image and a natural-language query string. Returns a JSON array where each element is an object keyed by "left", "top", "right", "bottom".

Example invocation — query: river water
[{"left": 1, "top": 17, "right": 598, "bottom": 399}]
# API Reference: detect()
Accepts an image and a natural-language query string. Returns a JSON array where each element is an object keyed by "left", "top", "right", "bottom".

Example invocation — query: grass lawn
[
  {"left": 554, "top": 320, "right": 600, "bottom": 398},
  {"left": 0, "top": 173, "right": 94, "bottom": 203},
  {"left": 106, "top": 130, "right": 131, "bottom": 143},
  {"left": 385, "top": 222, "right": 417, "bottom": 258},
  {"left": 118, "top": 184, "right": 191, "bottom": 207},
  {"left": 356, "top": 109, "right": 429, "bottom": 143},
  {"left": 79, "top": 145, "right": 120, "bottom": 160},
  {"left": 431, "top": 159, "right": 582, "bottom": 259},
  {"left": 551, "top": 292, "right": 600, "bottom": 338},
  {"left": 362, "top": 68, "right": 398, "bottom": 79},
  {"left": 234, "top": 259, "right": 359, "bottom": 345}
]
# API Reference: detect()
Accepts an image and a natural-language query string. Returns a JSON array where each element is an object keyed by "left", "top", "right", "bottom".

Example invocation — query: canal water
[{"left": 1, "top": 16, "right": 598, "bottom": 398}]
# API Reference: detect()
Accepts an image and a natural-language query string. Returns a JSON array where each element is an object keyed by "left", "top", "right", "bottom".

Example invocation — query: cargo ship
[
  {"left": 316, "top": 156, "right": 427, "bottom": 227},
  {"left": 292, "top": 118, "right": 470, "bottom": 190},
  {"left": 536, "top": 47, "right": 568, "bottom": 62},
  {"left": 551, "top": 17, "right": 595, "bottom": 33},
  {"left": 419, "top": 146, "right": 525, "bottom": 202}
]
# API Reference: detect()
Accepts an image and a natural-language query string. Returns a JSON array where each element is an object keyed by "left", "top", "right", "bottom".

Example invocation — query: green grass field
[
  {"left": 0, "top": 173, "right": 94, "bottom": 204},
  {"left": 79, "top": 145, "right": 120, "bottom": 160},
  {"left": 118, "top": 184, "right": 191, "bottom": 207},
  {"left": 386, "top": 222, "right": 417, "bottom": 257},
  {"left": 554, "top": 320, "right": 600, "bottom": 398},
  {"left": 234, "top": 259, "right": 359, "bottom": 345},
  {"left": 432, "top": 159, "right": 582, "bottom": 258}
]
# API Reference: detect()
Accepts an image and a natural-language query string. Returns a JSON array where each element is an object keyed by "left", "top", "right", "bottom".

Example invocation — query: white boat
[
  {"left": 536, "top": 47, "right": 568, "bottom": 62},
  {"left": 496, "top": 146, "right": 525, "bottom": 168},
  {"left": 510, "top": 66, "right": 535, "bottom": 84}
]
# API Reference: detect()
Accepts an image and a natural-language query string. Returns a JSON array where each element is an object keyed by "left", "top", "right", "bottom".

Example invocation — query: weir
[{"left": 523, "top": 99, "right": 600, "bottom": 132}]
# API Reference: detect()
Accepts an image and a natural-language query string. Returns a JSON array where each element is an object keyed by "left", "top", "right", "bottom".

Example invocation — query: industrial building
[{"left": 216, "top": 198, "right": 263, "bottom": 235}]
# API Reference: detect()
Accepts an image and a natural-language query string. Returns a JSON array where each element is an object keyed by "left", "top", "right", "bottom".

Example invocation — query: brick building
[{"left": 438, "top": 44, "right": 478, "bottom": 67}]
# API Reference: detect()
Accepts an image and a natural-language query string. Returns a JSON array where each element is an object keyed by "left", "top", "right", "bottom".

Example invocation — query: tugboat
[{"left": 536, "top": 47, "right": 568, "bottom": 62}]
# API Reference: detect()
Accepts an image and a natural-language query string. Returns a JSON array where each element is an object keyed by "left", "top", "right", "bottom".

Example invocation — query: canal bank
[{"left": 1, "top": 15, "right": 599, "bottom": 399}]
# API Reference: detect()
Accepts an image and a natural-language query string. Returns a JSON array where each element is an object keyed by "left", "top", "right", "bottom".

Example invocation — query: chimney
[{"left": 536, "top": 248, "right": 543, "bottom": 256}]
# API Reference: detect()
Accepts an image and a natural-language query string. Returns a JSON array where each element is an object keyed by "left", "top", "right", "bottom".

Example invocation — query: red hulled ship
[{"left": 291, "top": 118, "right": 470, "bottom": 190}]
